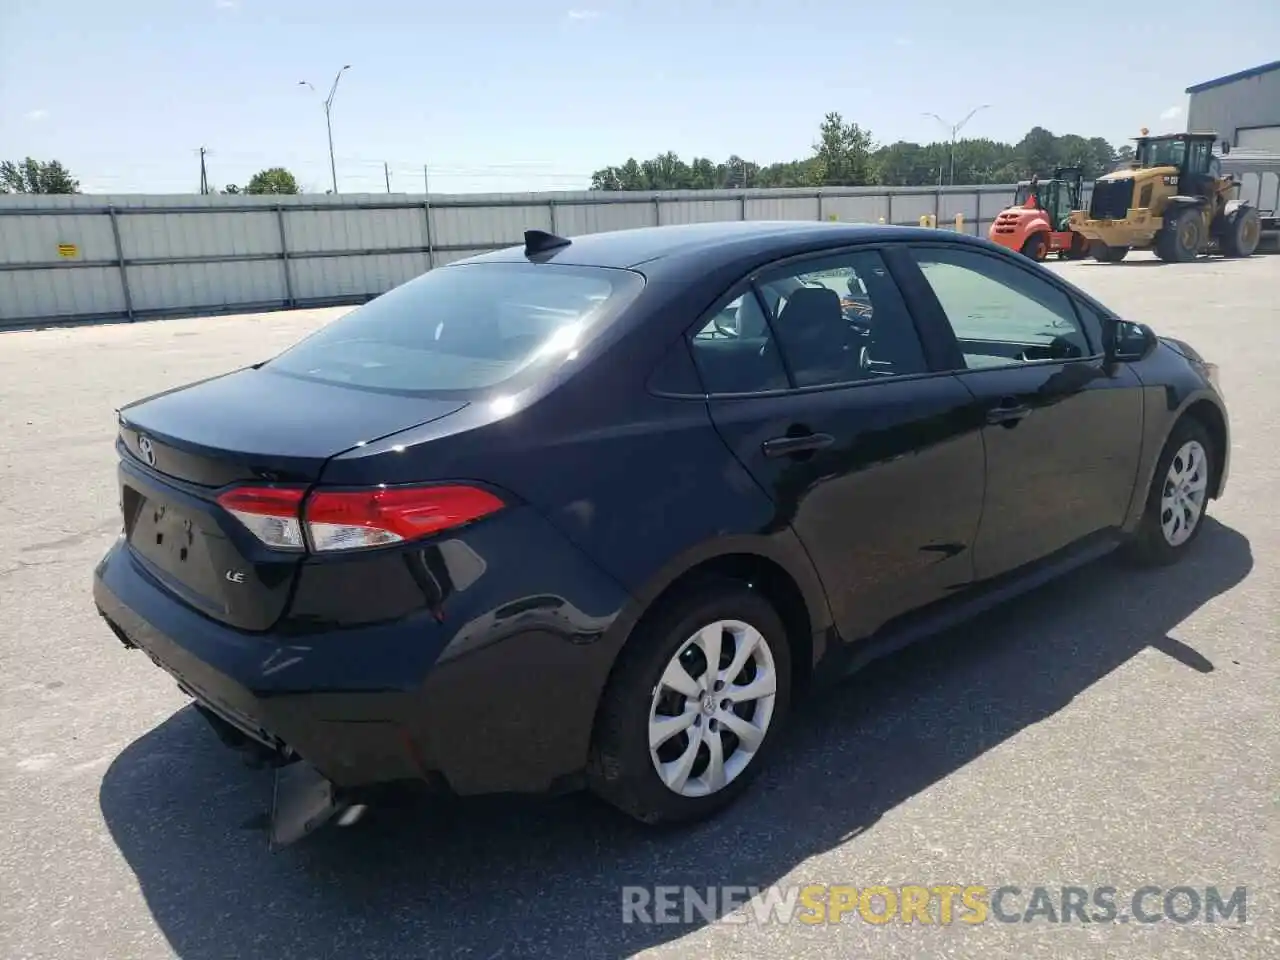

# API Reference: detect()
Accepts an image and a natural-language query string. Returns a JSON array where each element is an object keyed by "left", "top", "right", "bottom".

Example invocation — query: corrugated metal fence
[{"left": 0, "top": 183, "right": 1091, "bottom": 329}]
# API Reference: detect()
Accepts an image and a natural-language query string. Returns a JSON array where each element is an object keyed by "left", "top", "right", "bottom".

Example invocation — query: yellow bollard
[
  {"left": 919, "top": 214, "right": 930, "bottom": 228},
  {"left": 955, "top": 213, "right": 964, "bottom": 232}
]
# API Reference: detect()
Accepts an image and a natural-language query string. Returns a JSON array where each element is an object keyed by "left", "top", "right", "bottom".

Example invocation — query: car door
[
  {"left": 903, "top": 243, "right": 1145, "bottom": 581},
  {"left": 687, "top": 245, "right": 986, "bottom": 644}
]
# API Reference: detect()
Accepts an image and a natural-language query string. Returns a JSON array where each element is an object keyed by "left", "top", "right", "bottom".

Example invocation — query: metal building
[{"left": 1185, "top": 60, "right": 1280, "bottom": 150}]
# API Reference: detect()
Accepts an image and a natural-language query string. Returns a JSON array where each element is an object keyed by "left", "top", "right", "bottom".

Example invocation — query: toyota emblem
[{"left": 137, "top": 435, "right": 157, "bottom": 467}]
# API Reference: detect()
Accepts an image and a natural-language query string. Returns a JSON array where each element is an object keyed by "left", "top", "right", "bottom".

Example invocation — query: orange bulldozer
[{"left": 988, "top": 166, "right": 1091, "bottom": 261}]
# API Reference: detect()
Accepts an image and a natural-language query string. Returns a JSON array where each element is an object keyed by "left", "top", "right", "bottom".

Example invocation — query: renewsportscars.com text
[{"left": 621, "top": 884, "right": 1248, "bottom": 926}]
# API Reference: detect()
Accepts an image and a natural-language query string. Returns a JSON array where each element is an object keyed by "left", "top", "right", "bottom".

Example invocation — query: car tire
[
  {"left": 1155, "top": 207, "right": 1203, "bottom": 263},
  {"left": 1221, "top": 206, "right": 1261, "bottom": 258},
  {"left": 1020, "top": 233, "right": 1048, "bottom": 262},
  {"left": 1124, "top": 417, "right": 1216, "bottom": 567},
  {"left": 587, "top": 579, "right": 792, "bottom": 825}
]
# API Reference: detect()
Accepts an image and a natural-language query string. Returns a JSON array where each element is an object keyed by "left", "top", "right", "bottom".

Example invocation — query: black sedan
[{"left": 93, "top": 221, "right": 1229, "bottom": 842}]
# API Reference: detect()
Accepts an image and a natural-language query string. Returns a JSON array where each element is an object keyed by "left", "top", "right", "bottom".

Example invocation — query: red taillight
[
  {"left": 305, "top": 485, "right": 505, "bottom": 551},
  {"left": 218, "top": 484, "right": 504, "bottom": 553},
  {"left": 216, "top": 486, "right": 307, "bottom": 551}
]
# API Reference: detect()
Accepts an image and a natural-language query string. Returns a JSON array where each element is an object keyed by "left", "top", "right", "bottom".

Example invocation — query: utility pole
[
  {"left": 198, "top": 146, "right": 209, "bottom": 195},
  {"left": 298, "top": 65, "right": 351, "bottom": 194},
  {"left": 923, "top": 104, "right": 991, "bottom": 185},
  {"left": 384, "top": 161, "right": 391, "bottom": 193}
]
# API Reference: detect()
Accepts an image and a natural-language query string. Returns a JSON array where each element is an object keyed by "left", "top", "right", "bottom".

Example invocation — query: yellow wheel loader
[{"left": 1068, "top": 130, "right": 1263, "bottom": 263}]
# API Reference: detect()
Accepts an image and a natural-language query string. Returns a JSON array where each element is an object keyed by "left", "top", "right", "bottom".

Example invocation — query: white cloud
[
  {"left": 25, "top": 109, "right": 48, "bottom": 121},
  {"left": 1160, "top": 104, "right": 1183, "bottom": 120},
  {"left": 567, "top": 9, "right": 599, "bottom": 20},
  {"left": 215, "top": 0, "right": 239, "bottom": 9}
]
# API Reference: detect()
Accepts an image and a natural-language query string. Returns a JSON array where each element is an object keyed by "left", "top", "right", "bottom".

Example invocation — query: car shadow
[{"left": 100, "top": 519, "right": 1252, "bottom": 960}]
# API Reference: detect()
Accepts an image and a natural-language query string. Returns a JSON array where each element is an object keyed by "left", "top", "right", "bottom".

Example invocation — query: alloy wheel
[
  {"left": 1160, "top": 440, "right": 1208, "bottom": 547},
  {"left": 647, "top": 619, "right": 778, "bottom": 798}
]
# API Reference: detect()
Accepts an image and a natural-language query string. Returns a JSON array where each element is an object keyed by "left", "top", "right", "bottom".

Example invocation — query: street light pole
[
  {"left": 923, "top": 104, "right": 991, "bottom": 186},
  {"left": 299, "top": 65, "right": 350, "bottom": 194}
]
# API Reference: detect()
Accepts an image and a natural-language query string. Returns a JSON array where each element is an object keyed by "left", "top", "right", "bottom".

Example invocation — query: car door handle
[
  {"left": 985, "top": 401, "right": 1032, "bottom": 426},
  {"left": 762, "top": 433, "right": 835, "bottom": 458}
]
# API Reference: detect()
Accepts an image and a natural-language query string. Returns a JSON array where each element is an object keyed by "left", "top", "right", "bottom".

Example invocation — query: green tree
[
  {"left": 245, "top": 167, "right": 300, "bottom": 195},
  {"left": 1016, "top": 126, "right": 1059, "bottom": 178},
  {"left": 812, "top": 112, "right": 874, "bottom": 186},
  {"left": 588, "top": 119, "right": 1130, "bottom": 191},
  {"left": 0, "top": 157, "right": 80, "bottom": 194}
]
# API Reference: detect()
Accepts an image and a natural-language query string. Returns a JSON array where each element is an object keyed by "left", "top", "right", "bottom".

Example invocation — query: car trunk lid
[{"left": 116, "top": 367, "right": 467, "bottom": 631}]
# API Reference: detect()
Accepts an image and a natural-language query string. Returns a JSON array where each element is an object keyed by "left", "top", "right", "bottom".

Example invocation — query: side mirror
[{"left": 1110, "top": 319, "right": 1158, "bottom": 362}]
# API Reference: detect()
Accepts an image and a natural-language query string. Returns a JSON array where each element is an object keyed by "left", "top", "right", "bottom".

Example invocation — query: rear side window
[
  {"left": 266, "top": 262, "right": 644, "bottom": 394},
  {"left": 688, "top": 291, "right": 790, "bottom": 394}
]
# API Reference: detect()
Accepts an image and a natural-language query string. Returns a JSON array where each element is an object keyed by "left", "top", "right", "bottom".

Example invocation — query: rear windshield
[{"left": 266, "top": 261, "right": 644, "bottom": 395}]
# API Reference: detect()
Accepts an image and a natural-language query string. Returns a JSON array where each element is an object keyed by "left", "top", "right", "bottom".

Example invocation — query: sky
[{"left": 3, "top": 0, "right": 1278, "bottom": 195}]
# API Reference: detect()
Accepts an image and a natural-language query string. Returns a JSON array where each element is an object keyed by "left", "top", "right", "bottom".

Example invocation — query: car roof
[{"left": 460, "top": 221, "right": 984, "bottom": 273}]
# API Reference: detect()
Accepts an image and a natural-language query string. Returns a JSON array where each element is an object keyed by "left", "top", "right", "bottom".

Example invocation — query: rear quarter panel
[{"left": 317, "top": 257, "right": 837, "bottom": 666}]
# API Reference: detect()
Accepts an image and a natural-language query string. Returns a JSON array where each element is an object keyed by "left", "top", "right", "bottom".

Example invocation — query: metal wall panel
[
  {"left": 659, "top": 199, "right": 742, "bottom": 225},
  {"left": 0, "top": 266, "right": 124, "bottom": 324},
  {"left": 0, "top": 211, "right": 116, "bottom": 264},
  {"left": 285, "top": 208, "right": 422, "bottom": 254},
  {"left": 746, "top": 196, "right": 820, "bottom": 221},
  {"left": 3, "top": 183, "right": 1104, "bottom": 327},
  {"left": 431, "top": 204, "right": 551, "bottom": 247},
  {"left": 554, "top": 199, "right": 656, "bottom": 235},
  {"left": 121, "top": 212, "right": 280, "bottom": 259},
  {"left": 127, "top": 260, "right": 285, "bottom": 312},
  {"left": 821, "top": 193, "right": 889, "bottom": 224},
  {"left": 290, "top": 253, "right": 428, "bottom": 302},
  {"left": 1187, "top": 69, "right": 1280, "bottom": 143}
]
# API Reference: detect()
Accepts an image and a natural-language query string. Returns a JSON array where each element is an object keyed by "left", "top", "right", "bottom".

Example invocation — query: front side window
[
  {"left": 266, "top": 262, "right": 644, "bottom": 395},
  {"left": 912, "top": 247, "right": 1092, "bottom": 369},
  {"left": 757, "top": 250, "right": 929, "bottom": 388}
]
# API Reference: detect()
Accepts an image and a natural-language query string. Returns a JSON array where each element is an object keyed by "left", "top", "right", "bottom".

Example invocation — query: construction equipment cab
[
  {"left": 1068, "top": 130, "right": 1262, "bottom": 262},
  {"left": 988, "top": 167, "right": 1090, "bottom": 261}
]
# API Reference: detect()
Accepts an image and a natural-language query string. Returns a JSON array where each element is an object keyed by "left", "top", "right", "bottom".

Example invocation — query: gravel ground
[{"left": 0, "top": 252, "right": 1276, "bottom": 960}]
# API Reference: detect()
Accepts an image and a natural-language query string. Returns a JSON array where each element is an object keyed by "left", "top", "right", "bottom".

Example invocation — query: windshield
[
  {"left": 266, "top": 261, "right": 644, "bottom": 396},
  {"left": 1137, "top": 138, "right": 1186, "bottom": 168}
]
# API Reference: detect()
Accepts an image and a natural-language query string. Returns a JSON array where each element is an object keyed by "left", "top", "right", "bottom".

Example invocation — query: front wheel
[
  {"left": 1124, "top": 418, "right": 1216, "bottom": 566},
  {"left": 588, "top": 580, "right": 792, "bottom": 825},
  {"left": 1155, "top": 207, "right": 1204, "bottom": 262}
]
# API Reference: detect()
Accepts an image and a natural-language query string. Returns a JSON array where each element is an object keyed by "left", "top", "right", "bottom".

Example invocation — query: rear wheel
[
  {"left": 588, "top": 580, "right": 791, "bottom": 825},
  {"left": 1155, "top": 207, "right": 1204, "bottom": 262},
  {"left": 1020, "top": 232, "right": 1049, "bottom": 262},
  {"left": 1093, "top": 243, "right": 1130, "bottom": 262},
  {"left": 1124, "top": 417, "right": 1215, "bottom": 566},
  {"left": 1221, "top": 206, "right": 1261, "bottom": 257}
]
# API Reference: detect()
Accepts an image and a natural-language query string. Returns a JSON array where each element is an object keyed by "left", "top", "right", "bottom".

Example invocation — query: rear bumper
[{"left": 93, "top": 511, "right": 632, "bottom": 794}]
